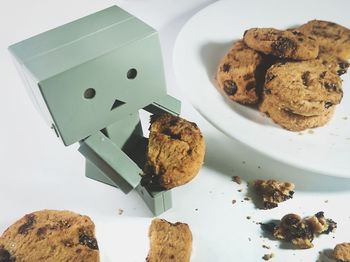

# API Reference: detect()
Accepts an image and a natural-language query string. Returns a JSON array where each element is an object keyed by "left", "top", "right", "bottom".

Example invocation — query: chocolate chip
[
  {"left": 338, "top": 61, "right": 350, "bottom": 69},
  {"left": 222, "top": 63, "right": 231, "bottom": 73},
  {"left": 265, "top": 73, "right": 276, "bottom": 83},
  {"left": 319, "top": 71, "right": 327, "bottom": 79},
  {"left": 79, "top": 232, "right": 99, "bottom": 250},
  {"left": 246, "top": 81, "right": 256, "bottom": 91},
  {"left": 325, "top": 102, "right": 333, "bottom": 109},
  {"left": 324, "top": 82, "right": 338, "bottom": 91},
  {"left": 291, "top": 31, "right": 303, "bottom": 36},
  {"left": 36, "top": 226, "right": 47, "bottom": 239},
  {"left": 337, "top": 69, "right": 347, "bottom": 76},
  {"left": 0, "top": 246, "right": 15, "bottom": 262},
  {"left": 261, "top": 223, "right": 277, "bottom": 234},
  {"left": 324, "top": 219, "right": 337, "bottom": 234},
  {"left": 18, "top": 214, "right": 36, "bottom": 235},
  {"left": 223, "top": 80, "right": 237, "bottom": 96},
  {"left": 264, "top": 89, "right": 272, "bottom": 95},
  {"left": 301, "top": 71, "right": 311, "bottom": 86},
  {"left": 298, "top": 37, "right": 304, "bottom": 42},
  {"left": 243, "top": 73, "right": 254, "bottom": 80},
  {"left": 271, "top": 37, "right": 297, "bottom": 57}
]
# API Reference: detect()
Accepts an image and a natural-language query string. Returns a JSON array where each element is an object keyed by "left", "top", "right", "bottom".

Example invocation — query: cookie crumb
[
  {"left": 247, "top": 216, "right": 251, "bottom": 220},
  {"left": 232, "top": 176, "right": 242, "bottom": 184},
  {"left": 307, "top": 130, "right": 315, "bottom": 134},
  {"left": 248, "top": 237, "right": 251, "bottom": 242},
  {"left": 342, "top": 116, "right": 348, "bottom": 120},
  {"left": 324, "top": 200, "right": 329, "bottom": 203},
  {"left": 238, "top": 189, "right": 243, "bottom": 192},
  {"left": 262, "top": 245, "right": 271, "bottom": 249},
  {"left": 118, "top": 209, "right": 124, "bottom": 215},
  {"left": 232, "top": 200, "right": 237, "bottom": 205},
  {"left": 195, "top": 208, "right": 199, "bottom": 211},
  {"left": 262, "top": 253, "right": 274, "bottom": 260},
  {"left": 298, "top": 132, "right": 303, "bottom": 136},
  {"left": 242, "top": 161, "right": 246, "bottom": 164}
]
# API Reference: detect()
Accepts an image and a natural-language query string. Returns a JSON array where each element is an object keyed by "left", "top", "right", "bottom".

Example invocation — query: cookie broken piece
[
  {"left": 0, "top": 210, "right": 100, "bottom": 262},
  {"left": 142, "top": 114, "right": 205, "bottom": 190},
  {"left": 146, "top": 219, "right": 192, "bottom": 262},
  {"left": 333, "top": 243, "right": 350, "bottom": 262},
  {"left": 262, "top": 212, "right": 337, "bottom": 249},
  {"left": 254, "top": 180, "right": 295, "bottom": 209}
]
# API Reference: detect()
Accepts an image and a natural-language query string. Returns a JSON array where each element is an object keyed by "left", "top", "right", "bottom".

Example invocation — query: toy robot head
[{"left": 9, "top": 6, "right": 167, "bottom": 146}]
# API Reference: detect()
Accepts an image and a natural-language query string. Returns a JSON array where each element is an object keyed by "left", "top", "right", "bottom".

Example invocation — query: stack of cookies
[{"left": 217, "top": 20, "right": 350, "bottom": 131}]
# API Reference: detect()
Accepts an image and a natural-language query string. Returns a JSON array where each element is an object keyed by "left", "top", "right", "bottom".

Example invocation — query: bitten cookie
[
  {"left": 0, "top": 210, "right": 99, "bottom": 262},
  {"left": 333, "top": 243, "right": 350, "bottom": 262},
  {"left": 216, "top": 40, "right": 268, "bottom": 104},
  {"left": 243, "top": 28, "right": 319, "bottom": 60},
  {"left": 146, "top": 219, "right": 192, "bottom": 262},
  {"left": 263, "top": 60, "right": 343, "bottom": 117},
  {"left": 142, "top": 114, "right": 205, "bottom": 190}
]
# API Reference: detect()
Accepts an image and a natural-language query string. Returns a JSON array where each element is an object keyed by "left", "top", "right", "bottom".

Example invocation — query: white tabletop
[{"left": 0, "top": 1, "right": 349, "bottom": 261}]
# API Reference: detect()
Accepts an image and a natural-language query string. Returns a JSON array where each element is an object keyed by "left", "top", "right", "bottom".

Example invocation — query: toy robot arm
[
  {"left": 143, "top": 95, "right": 181, "bottom": 116},
  {"left": 78, "top": 131, "right": 142, "bottom": 194}
]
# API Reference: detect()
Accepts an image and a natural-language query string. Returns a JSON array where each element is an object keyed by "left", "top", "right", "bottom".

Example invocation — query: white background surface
[{"left": 0, "top": 0, "right": 349, "bottom": 261}]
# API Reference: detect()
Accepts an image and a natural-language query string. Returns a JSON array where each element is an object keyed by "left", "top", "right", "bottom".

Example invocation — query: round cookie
[
  {"left": 264, "top": 60, "right": 343, "bottom": 116},
  {"left": 0, "top": 210, "right": 99, "bottom": 262},
  {"left": 259, "top": 94, "right": 335, "bottom": 131},
  {"left": 243, "top": 28, "right": 319, "bottom": 60},
  {"left": 298, "top": 20, "right": 350, "bottom": 60},
  {"left": 142, "top": 114, "right": 205, "bottom": 190},
  {"left": 216, "top": 40, "right": 265, "bottom": 104}
]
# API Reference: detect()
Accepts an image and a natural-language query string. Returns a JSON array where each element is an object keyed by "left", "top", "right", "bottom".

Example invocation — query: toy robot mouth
[{"left": 111, "top": 99, "right": 126, "bottom": 110}]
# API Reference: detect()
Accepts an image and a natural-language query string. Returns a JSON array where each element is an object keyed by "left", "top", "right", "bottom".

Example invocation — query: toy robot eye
[
  {"left": 127, "top": 68, "right": 137, "bottom": 79},
  {"left": 84, "top": 88, "right": 96, "bottom": 99}
]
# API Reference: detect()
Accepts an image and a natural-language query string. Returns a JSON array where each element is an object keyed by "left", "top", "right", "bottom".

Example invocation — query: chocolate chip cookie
[
  {"left": 259, "top": 94, "right": 335, "bottom": 131},
  {"left": 243, "top": 28, "right": 319, "bottom": 60},
  {"left": 298, "top": 20, "right": 350, "bottom": 61},
  {"left": 142, "top": 114, "right": 205, "bottom": 190},
  {"left": 0, "top": 210, "right": 99, "bottom": 262},
  {"left": 298, "top": 20, "right": 350, "bottom": 76},
  {"left": 263, "top": 60, "right": 343, "bottom": 117},
  {"left": 216, "top": 40, "right": 266, "bottom": 104},
  {"left": 146, "top": 219, "right": 192, "bottom": 262}
]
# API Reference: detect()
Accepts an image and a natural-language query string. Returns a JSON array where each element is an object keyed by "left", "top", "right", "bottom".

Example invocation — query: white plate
[{"left": 174, "top": 0, "right": 350, "bottom": 177}]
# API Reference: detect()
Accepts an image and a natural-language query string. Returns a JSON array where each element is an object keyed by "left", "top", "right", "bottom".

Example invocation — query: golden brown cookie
[
  {"left": 146, "top": 219, "right": 192, "bottom": 262},
  {"left": 216, "top": 40, "right": 269, "bottom": 104},
  {"left": 0, "top": 210, "right": 99, "bottom": 262},
  {"left": 263, "top": 60, "right": 343, "bottom": 117},
  {"left": 259, "top": 94, "right": 335, "bottom": 131},
  {"left": 243, "top": 28, "right": 319, "bottom": 60},
  {"left": 298, "top": 20, "right": 350, "bottom": 77},
  {"left": 298, "top": 20, "right": 350, "bottom": 61},
  {"left": 142, "top": 114, "right": 205, "bottom": 190},
  {"left": 333, "top": 243, "right": 350, "bottom": 262}
]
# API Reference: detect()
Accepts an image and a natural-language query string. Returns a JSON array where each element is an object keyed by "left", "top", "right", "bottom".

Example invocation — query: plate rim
[{"left": 173, "top": 0, "right": 350, "bottom": 178}]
